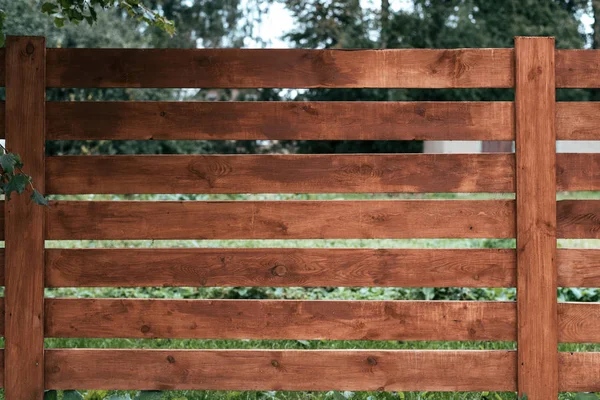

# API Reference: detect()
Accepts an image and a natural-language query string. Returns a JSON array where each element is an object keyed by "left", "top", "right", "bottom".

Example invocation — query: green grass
[{"left": 6, "top": 192, "right": 600, "bottom": 399}]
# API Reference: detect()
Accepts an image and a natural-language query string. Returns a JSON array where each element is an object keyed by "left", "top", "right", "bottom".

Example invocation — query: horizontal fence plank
[
  {"left": 557, "top": 153, "right": 600, "bottom": 191},
  {"left": 45, "top": 48, "right": 514, "bottom": 89},
  {"left": 45, "top": 200, "right": 516, "bottom": 240},
  {"left": 556, "top": 102, "right": 600, "bottom": 140},
  {"left": 41, "top": 248, "right": 600, "bottom": 289},
  {"left": 44, "top": 248, "right": 516, "bottom": 288},
  {"left": 556, "top": 50, "right": 600, "bottom": 88},
  {"left": 45, "top": 349, "right": 517, "bottom": 391},
  {"left": 45, "top": 101, "right": 514, "bottom": 141},
  {"left": 558, "top": 302, "right": 600, "bottom": 343},
  {"left": 41, "top": 299, "right": 600, "bottom": 344},
  {"left": 46, "top": 154, "right": 515, "bottom": 194},
  {"left": 559, "top": 352, "right": 600, "bottom": 392},
  {"left": 45, "top": 299, "right": 517, "bottom": 341},
  {"left": 46, "top": 153, "right": 600, "bottom": 194},
  {"left": 45, "top": 200, "right": 600, "bottom": 240},
  {"left": 558, "top": 249, "right": 600, "bottom": 287},
  {"left": 557, "top": 200, "right": 600, "bottom": 239}
]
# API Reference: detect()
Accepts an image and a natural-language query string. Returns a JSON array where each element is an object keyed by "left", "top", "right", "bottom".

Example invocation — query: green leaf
[
  {"left": 31, "top": 189, "right": 49, "bottom": 206},
  {"left": 0, "top": 153, "right": 18, "bottom": 173},
  {"left": 54, "top": 17, "right": 65, "bottom": 28},
  {"left": 63, "top": 391, "right": 84, "bottom": 400},
  {"left": 41, "top": 2, "right": 59, "bottom": 14},
  {"left": 574, "top": 394, "right": 599, "bottom": 400},
  {"left": 4, "top": 173, "right": 30, "bottom": 200},
  {"left": 107, "top": 395, "right": 132, "bottom": 400},
  {"left": 44, "top": 390, "right": 58, "bottom": 400},
  {"left": 134, "top": 391, "right": 163, "bottom": 400}
]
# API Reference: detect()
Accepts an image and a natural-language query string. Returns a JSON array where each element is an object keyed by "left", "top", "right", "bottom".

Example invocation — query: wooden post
[
  {"left": 515, "top": 37, "right": 558, "bottom": 399},
  {"left": 4, "top": 36, "right": 46, "bottom": 399}
]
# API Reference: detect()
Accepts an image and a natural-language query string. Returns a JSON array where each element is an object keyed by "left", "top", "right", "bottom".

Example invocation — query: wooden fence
[{"left": 1, "top": 35, "right": 600, "bottom": 399}]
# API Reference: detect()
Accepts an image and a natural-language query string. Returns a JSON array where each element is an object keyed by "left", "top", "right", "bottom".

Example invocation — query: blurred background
[{"left": 2, "top": 1, "right": 599, "bottom": 399}]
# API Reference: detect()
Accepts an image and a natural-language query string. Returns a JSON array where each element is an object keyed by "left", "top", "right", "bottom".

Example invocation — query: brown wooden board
[
  {"left": 41, "top": 247, "right": 600, "bottom": 289},
  {"left": 557, "top": 153, "right": 600, "bottom": 191},
  {"left": 557, "top": 102, "right": 600, "bottom": 140},
  {"left": 45, "top": 200, "right": 516, "bottom": 240},
  {"left": 4, "top": 36, "right": 46, "bottom": 399},
  {"left": 45, "top": 248, "right": 516, "bottom": 288},
  {"left": 559, "top": 352, "right": 600, "bottom": 392},
  {"left": 46, "top": 154, "right": 516, "bottom": 194},
  {"left": 556, "top": 50, "right": 600, "bottom": 88},
  {"left": 45, "top": 299, "right": 517, "bottom": 341},
  {"left": 558, "top": 302, "right": 600, "bottom": 343},
  {"left": 45, "top": 153, "right": 600, "bottom": 194},
  {"left": 45, "top": 101, "right": 515, "bottom": 141},
  {"left": 558, "top": 249, "right": 600, "bottom": 287},
  {"left": 45, "top": 48, "right": 515, "bottom": 88},
  {"left": 557, "top": 200, "right": 600, "bottom": 238},
  {"left": 515, "top": 36, "right": 558, "bottom": 399},
  {"left": 44, "top": 349, "right": 517, "bottom": 391}
]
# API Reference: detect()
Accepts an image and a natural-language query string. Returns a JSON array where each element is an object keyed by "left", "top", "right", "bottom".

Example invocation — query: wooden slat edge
[
  {"left": 45, "top": 200, "right": 516, "bottom": 240},
  {"left": 45, "top": 299, "right": 517, "bottom": 341},
  {"left": 46, "top": 154, "right": 516, "bottom": 194},
  {"left": 45, "top": 248, "right": 516, "bottom": 288},
  {"left": 559, "top": 352, "right": 600, "bottom": 392},
  {"left": 46, "top": 48, "right": 514, "bottom": 89},
  {"left": 557, "top": 200, "right": 600, "bottom": 239},
  {"left": 46, "top": 101, "right": 514, "bottom": 141},
  {"left": 45, "top": 349, "right": 517, "bottom": 391}
]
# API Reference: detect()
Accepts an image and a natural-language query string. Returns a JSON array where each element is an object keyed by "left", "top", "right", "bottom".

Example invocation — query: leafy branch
[
  {"left": 0, "top": 144, "right": 48, "bottom": 206},
  {"left": 0, "top": 1, "right": 175, "bottom": 46},
  {"left": 40, "top": 0, "right": 175, "bottom": 34}
]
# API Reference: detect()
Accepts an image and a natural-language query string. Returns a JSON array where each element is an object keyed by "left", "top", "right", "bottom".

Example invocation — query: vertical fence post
[
  {"left": 515, "top": 36, "right": 558, "bottom": 399},
  {"left": 4, "top": 36, "right": 46, "bottom": 399}
]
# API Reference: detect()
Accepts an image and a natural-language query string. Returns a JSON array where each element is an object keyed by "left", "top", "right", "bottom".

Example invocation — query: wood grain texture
[
  {"left": 558, "top": 302, "right": 600, "bottom": 343},
  {"left": 45, "top": 153, "right": 600, "bottom": 194},
  {"left": 45, "top": 48, "right": 514, "bottom": 88},
  {"left": 557, "top": 153, "right": 600, "bottom": 191},
  {"left": 45, "top": 248, "right": 516, "bottom": 288},
  {"left": 514, "top": 37, "right": 557, "bottom": 400},
  {"left": 559, "top": 352, "right": 600, "bottom": 392},
  {"left": 556, "top": 102, "right": 600, "bottom": 140},
  {"left": 45, "top": 101, "right": 514, "bottom": 141},
  {"left": 0, "top": 349, "right": 3, "bottom": 388},
  {"left": 557, "top": 200, "right": 600, "bottom": 239},
  {"left": 46, "top": 154, "right": 516, "bottom": 194},
  {"left": 43, "top": 248, "right": 600, "bottom": 289},
  {"left": 44, "top": 349, "right": 517, "bottom": 391},
  {"left": 4, "top": 36, "right": 46, "bottom": 400},
  {"left": 45, "top": 200, "right": 516, "bottom": 240},
  {"left": 556, "top": 50, "right": 600, "bottom": 88},
  {"left": 45, "top": 299, "right": 517, "bottom": 341},
  {"left": 558, "top": 249, "right": 600, "bottom": 287}
]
